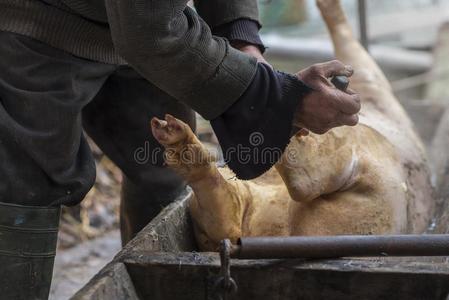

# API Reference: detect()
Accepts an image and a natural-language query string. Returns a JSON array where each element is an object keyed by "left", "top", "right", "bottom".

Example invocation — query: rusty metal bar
[
  {"left": 358, "top": 0, "right": 369, "bottom": 51},
  {"left": 230, "top": 235, "right": 449, "bottom": 259}
]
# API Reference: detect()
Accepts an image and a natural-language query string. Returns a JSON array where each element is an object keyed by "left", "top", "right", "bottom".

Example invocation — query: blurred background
[
  {"left": 261, "top": 0, "right": 448, "bottom": 99},
  {"left": 50, "top": 1, "right": 449, "bottom": 298},
  {"left": 261, "top": 0, "right": 449, "bottom": 147}
]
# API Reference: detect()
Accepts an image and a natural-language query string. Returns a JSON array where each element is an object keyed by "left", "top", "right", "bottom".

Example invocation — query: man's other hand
[{"left": 294, "top": 60, "right": 361, "bottom": 134}]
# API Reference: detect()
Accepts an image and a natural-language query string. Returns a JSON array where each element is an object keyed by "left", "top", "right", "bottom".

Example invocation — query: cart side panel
[
  {"left": 73, "top": 189, "right": 195, "bottom": 299},
  {"left": 124, "top": 252, "right": 449, "bottom": 300},
  {"left": 118, "top": 188, "right": 197, "bottom": 259},
  {"left": 71, "top": 263, "right": 139, "bottom": 300}
]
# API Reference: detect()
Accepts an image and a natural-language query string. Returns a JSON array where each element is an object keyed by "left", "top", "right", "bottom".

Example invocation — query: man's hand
[{"left": 294, "top": 60, "right": 361, "bottom": 135}]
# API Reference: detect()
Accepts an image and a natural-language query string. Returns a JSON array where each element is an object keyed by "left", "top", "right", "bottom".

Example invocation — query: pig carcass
[{"left": 151, "top": 0, "right": 435, "bottom": 251}]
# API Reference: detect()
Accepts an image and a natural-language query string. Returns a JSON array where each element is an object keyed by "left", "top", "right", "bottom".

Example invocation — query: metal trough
[{"left": 72, "top": 188, "right": 449, "bottom": 300}]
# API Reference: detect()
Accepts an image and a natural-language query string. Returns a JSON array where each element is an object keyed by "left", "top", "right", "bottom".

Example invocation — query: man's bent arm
[
  {"left": 105, "top": 0, "right": 257, "bottom": 120},
  {"left": 193, "top": 0, "right": 260, "bottom": 29},
  {"left": 194, "top": 0, "right": 264, "bottom": 52}
]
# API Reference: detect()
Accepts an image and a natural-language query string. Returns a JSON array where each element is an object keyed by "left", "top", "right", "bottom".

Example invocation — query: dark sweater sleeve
[
  {"left": 211, "top": 63, "right": 311, "bottom": 180},
  {"left": 194, "top": 0, "right": 260, "bottom": 28},
  {"left": 213, "top": 19, "right": 265, "bottom": 53},
  {"left": 104, "top": 1, "right": 257, "bottom": 120}
]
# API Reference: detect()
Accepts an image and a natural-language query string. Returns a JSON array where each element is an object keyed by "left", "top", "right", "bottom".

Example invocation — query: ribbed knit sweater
[{"left": 0, "top": 0, "right": 261, "bottom": 119}]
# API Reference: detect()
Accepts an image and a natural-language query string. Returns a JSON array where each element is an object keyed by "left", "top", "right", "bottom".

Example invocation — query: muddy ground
[{"left": 50, "top": 230, "right": 121, "bottom": 300}]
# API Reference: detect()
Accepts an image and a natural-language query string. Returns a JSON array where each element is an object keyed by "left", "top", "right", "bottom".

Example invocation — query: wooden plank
[{"left": 124, "top": 251, "right": 449, "bottom": 300}]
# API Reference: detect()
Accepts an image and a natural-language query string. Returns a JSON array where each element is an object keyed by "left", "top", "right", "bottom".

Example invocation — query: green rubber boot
[{"left": 0, "top": 202, "right": 60, "bottom": 300}]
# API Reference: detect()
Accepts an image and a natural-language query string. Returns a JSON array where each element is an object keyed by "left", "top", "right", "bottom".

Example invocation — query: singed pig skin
[{"left": 151, "top": 0, "right": 435, "bottom": 251}]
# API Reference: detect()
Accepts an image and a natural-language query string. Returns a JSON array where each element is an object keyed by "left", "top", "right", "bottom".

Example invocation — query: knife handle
[{"left": 331, "top": 75, "right": 349, "bottom": 92}]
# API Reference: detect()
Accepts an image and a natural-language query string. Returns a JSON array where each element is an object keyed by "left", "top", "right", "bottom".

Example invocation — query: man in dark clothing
[{"left": 0, "top": 1, "right": 360, "bottom": 299}]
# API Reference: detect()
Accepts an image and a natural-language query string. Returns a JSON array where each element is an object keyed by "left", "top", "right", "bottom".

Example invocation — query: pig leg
[
  {"left": 316, "top": 0, "right": 413, "bottom": 126},
  {"left": 316, "top": 0, "right": 389, "bottom": 90},
  {"left": 151, "top": 115, "right": 251, "bottom": 251}
]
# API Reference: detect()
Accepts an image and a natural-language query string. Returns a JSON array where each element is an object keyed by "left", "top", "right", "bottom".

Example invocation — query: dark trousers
[{"left": 0, "top": 31, "right": 196, "bottom": 243}]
